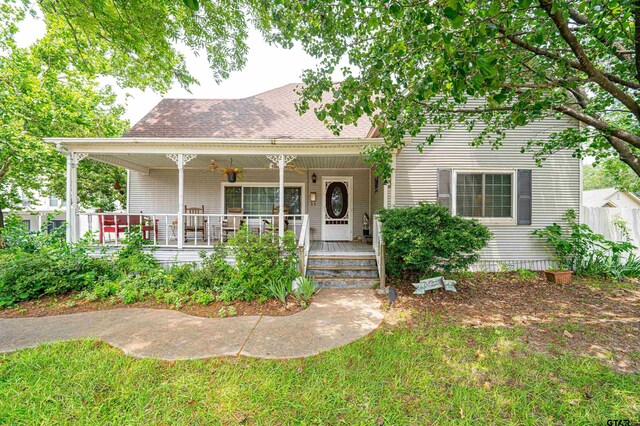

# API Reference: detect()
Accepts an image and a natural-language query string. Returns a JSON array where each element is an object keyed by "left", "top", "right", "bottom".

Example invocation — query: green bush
[
  {"left": 0, "top": 215, "right": 112, "bottom": 308},
  {"left": 378, "top": 203, "right": 492, "bottom": 277},
  {"left": 533, "top": 209, "right": 639, "bottom": 279},
  {"left": 223, "top": 226, "right": 299, "bottom": 301},
  {"left": 0, "top": 215, "right": 302, "bottom": 308}
]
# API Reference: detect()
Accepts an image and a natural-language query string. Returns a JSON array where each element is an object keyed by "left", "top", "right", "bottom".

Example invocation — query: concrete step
[
  {"left": 314, "top": 277, "right": 379, "bottom": 289},
  {"left": 307, "top": 266, "right": 379, "bottom": 278},
  {"left": 308, "top": 256, "right": 377, "bottom": 267}
]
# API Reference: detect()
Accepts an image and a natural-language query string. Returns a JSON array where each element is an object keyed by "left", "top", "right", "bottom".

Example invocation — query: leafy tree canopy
[
  {"left": 26, "top": 0, "right": 251, "bottom": 92},
  {"left": 583, "top": 160, "right": 640, "bottom": 194},
  {"left": 8, "top": 0, "right": 640, "bottom": 184},
  {"left": 0, "top": 2, "right": 128, "bottom": 227},
  {"left": 252, "top": 0, "right": 640, "bottom": 181}
]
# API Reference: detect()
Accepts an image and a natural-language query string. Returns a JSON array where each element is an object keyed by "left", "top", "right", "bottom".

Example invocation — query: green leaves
[{"left": 182, "top": 0, "right": 199, "bottom": 11}]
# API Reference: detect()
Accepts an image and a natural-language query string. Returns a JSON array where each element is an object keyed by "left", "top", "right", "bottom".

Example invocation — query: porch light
[
  {"left": 310, "top": 191, "right": 317, "bottom": 205},
  {"left": 311, "top": 173, "right": 317, "bottom": 183}
]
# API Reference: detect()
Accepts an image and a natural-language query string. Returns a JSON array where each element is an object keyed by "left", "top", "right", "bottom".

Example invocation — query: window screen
[
  {"left": 224, "top": 186, "right": 301, "bottom": 215},
  {"left": 456, "top": 173, "right": 512, "bottom": 218}
]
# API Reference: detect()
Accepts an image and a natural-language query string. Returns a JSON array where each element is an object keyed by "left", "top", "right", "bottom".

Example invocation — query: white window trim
[
  {"left": 451, "top": 169, "right": 517, "bottom": 225},
  {"left": 219, "top": 182, "right": 306, "bottom": 215}
]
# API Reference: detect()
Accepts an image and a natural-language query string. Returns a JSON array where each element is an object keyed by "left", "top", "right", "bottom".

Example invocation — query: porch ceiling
[
  {"left": 45, "top": 137, "right": 386, "bottom": 174},
  {"left": 89, "top": 153, "right": 371, "bottom": 174}
]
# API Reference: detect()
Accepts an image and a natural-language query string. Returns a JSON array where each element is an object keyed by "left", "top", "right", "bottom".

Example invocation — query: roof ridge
[{"left": 157, "top": 83, "right": 303, "bottom": 103}]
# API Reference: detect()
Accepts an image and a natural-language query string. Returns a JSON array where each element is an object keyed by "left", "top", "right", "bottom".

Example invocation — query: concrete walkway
[{"left": 0, "top": 289, "right": 383, "bottom": 360}]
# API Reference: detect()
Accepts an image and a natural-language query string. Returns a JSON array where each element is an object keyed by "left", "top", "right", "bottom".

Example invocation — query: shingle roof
[
  {"left": 583, "top": 188, "right": 619, "bottom": 207},
  {"left": 125, "top": 83, "right": 373, "bottom": 139}
]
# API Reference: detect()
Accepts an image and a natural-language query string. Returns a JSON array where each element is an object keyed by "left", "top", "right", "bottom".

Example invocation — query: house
[
  {"left": 46, "top": 84, "right": 581, "bottom": 285},
  {"left": 583, "top": 188, "right": 640, "bottom": 208},
  {"left": 10, "top": 191, "right": 67, "bottom": 232}
]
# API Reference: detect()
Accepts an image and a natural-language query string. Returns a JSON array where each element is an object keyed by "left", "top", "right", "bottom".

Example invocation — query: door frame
[{"left": 321, "top": 176, "right": 353, "bottom": 241}]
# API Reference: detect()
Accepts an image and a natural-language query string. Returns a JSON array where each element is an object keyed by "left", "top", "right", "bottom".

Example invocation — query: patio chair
[
  {"left": 128, "top": 213, "right": 159, "bottom": 242},
  {"left": 98, "top": 210, "right": 159, "bottom": 244},
  {"left": 222, "top": 207, "right": 244, "bottom": 240},
  {"left": 263, "top": 206, "right": 289, "bottom": 233},
  {"left": 97, "top": 209, "right": 127, "bottom": 244},
  {"left": 184, "top": 205, "right": 207, "bottom": 241}
]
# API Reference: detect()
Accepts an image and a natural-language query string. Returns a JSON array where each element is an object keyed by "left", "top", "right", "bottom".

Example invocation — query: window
[
  {"left": 455, "top": 173, "right": 513, "bottom": 218},
  {"left": 22, "top": 220, "right": 31, "bottom": 231},
  {"left": 49, "top": 195, "right": 59, "bottom": 207},
  {"left": 46, "top": 220, "right": 66, "bottom": 234},
  {"left": 224, "top": 185, "right": 302, "bottom": 215}
]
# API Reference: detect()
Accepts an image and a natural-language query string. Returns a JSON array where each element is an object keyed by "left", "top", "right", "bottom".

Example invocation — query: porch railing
[
  {"left": 298, "top": 214, "right": 310, "bottom": 276},
  {"left": 79, "top": 212, "right": 309, "bottom": 249},
  {"left": 372, "top": 214, "right": 385, "bottom": 289}
]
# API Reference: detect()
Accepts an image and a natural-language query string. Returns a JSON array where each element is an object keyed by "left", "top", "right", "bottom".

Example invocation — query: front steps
[{"left": 307, "top": 254, "right": 379, "bottom": 288}]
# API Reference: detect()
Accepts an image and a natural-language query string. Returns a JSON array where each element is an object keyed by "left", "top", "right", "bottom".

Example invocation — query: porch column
[
  {"left": 166, "top": 154, "right": 197, "bottom": 249},
  {"left": 72, "top": 153, "right": 87, "bottom": 241},
  {"left": 267, "top": 155, "right": 296, "bottom": 240},
  {"left": 65, "top": 153, "right": 73, "bottom": 242},
  {"left": 177, "top": 154, "right": 185, "bottom": 249}
]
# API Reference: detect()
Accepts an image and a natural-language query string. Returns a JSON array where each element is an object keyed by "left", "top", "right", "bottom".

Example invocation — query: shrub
[
  {"left": 0, "top": 215, "right": 303, "bottom": 308},
  {"left": 378, "top": 203, "right": 492, "bottom": 277},
  {"left": 224, "top": 226, "right": 299, "bottom": 301},
  {"left": 533, "top": 209, "right": 638, "bottom": 278},
  {"left": 0, "top": 215, "right": 112, "bottom": 308}
]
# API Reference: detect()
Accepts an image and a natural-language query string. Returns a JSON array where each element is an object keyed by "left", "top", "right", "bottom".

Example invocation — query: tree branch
[
  {"left": 606, "top": 135, "right": 640, "bottom": 177},
  {"left": 539, "top": 0, "right": 640, "bottom": 121},
  {"left": 499, "top": 29, "right": 640, "bottom": 90},
  {"left": 635, "top": 0, "right": 640, "bottom": 82},
  {"left": 553, "top": 104, "right": 640, "bottom": 149}
]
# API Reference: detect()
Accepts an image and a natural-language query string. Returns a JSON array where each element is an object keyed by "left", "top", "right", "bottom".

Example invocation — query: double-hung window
[
  {"left": 224, "top": 185, "right": 302, "bottom": 215},
  {"left": 455, "top": 172, "right": 514, "bottom": 219}
]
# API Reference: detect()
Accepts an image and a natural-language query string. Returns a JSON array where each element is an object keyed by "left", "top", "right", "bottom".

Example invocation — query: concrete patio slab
[{"left": 0, "top": 289, "right": 383, "bottom": 360}]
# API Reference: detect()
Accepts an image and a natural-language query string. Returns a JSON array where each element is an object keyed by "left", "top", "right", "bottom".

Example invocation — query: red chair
[
  {"left": 97, "top": 210, "right": 158, "bottom": 243},
  {"left": 129, "top": 213, "right": 159, "bottom": 242},
  {"left": 97, "top": 209, "right": 127, "bottom": 244}
]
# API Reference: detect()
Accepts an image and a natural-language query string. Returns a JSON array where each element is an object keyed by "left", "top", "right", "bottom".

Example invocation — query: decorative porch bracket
[
  {"left": 266, "top": 155, "right": 296, "bottom": 240},
  {"left": 166, "top": 154, "right": 198, "bottom": 249}
]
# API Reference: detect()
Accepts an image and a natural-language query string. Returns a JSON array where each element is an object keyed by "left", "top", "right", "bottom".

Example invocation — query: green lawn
[{"left": 1, "top": 315, "right": 638, "bottom": 425}]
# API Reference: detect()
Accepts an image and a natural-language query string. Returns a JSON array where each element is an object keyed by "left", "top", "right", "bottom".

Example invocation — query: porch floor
[{"left": 309, "top": 241, "right": 374, "bottom": 255}]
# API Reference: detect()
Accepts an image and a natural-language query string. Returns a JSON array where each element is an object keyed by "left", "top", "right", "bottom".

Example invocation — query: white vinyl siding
[
  {"left": 128, "top": 167, "right": 370, "bottom": 242},
  {"left": 392, "top": 115, "right": 580, "bottom": 265}
]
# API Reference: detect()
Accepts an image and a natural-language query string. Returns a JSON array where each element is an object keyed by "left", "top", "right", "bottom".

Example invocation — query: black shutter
[
  {"left": 437, "top": 169, "right": 452, "bottom": 211},
  {"left": 517, "top": 169, "right": 532, "bottom": 225}
]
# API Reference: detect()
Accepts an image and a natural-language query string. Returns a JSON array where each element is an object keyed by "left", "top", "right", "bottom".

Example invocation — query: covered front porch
[{"left": 46, "top": 137, "right": 387, "bottom": 275}]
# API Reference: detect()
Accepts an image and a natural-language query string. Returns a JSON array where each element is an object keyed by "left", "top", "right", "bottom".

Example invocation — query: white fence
[{"left": 582, "top": 206, "right": 640, "bottom": 254}]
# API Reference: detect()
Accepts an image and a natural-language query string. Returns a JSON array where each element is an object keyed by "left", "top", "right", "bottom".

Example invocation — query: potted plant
[
  {"left": 223, "top": 166, "right": 244, "bottom": 182},
  {"left": 543, "top": 268, "right": 573, "bottom": 284}
]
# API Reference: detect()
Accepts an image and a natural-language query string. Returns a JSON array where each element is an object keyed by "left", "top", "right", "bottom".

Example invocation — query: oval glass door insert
[{"left": 325, "top": 182, "right": 348, "bottom": 219}]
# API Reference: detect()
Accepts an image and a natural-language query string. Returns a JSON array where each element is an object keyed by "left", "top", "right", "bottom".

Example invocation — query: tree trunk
[{"left": 0, "top": 202, "right": 5, "bottom": 248}]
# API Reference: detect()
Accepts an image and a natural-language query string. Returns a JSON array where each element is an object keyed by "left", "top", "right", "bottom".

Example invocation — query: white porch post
[
  {"left": 177, "top": 154, "right": 184, "bottom": 249},
  {"left": 166, "top": 154, "right": 197, "bottom": 249},
  {"left": 267, "top": 155, "right": 296, "bottom": 240},
  {"left": 65, "top": 153, "right": 73, "bottom": 243},
  {"left": 278, "top": 155, "right": 285, "bottom": 240},
  {"left": 72, "top": 153, "right": 87, "bottom": 241}
]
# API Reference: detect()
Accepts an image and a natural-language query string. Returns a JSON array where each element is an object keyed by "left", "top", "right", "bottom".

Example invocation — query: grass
[{"left": 1, "top": 315, "right": 638, "bottom": 425}]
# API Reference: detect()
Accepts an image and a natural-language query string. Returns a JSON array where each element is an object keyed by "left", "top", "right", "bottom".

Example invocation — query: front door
[{"left": 321, "top": 177, "right": 352, "bottom": 241}]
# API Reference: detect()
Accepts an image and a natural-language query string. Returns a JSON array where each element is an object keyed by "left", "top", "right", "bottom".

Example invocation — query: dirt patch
[
  {"left": 0, "top": 293, "right": 307, "bottom": 319},
  {"left": 379, "top": 272, "right": 640, "bottom": 373}
]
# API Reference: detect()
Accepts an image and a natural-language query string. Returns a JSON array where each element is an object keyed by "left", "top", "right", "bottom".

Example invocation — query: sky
[{"left": 16, "top": 13, "right": 337, "bottom": 124}]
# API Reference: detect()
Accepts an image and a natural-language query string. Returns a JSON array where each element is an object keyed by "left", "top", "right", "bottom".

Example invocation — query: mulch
[
  {"left": 379, "top": 272, "right": 640, "bottom": 373},
  {"left": 0, "top": 293, "right": 306, "bottom": 319}
]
